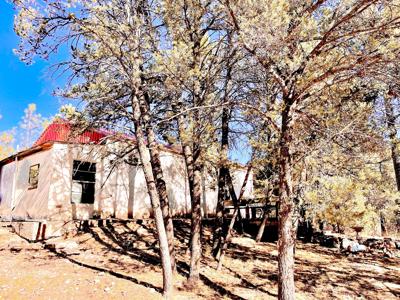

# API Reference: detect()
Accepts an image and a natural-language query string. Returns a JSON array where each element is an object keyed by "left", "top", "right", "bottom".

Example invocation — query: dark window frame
[
  {"left": 71, "top": 160, "right": 96, "bottom": 204},
  {"left": 28, "top": 164, "right": 40, "bottom": 190}
]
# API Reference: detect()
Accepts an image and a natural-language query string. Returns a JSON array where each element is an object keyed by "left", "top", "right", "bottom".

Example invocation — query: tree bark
[
  {"left": 213, "top": 107, "right": 230, "bottom": 256},
  {"left": 176, "top": 31, "right": 203, "bottom": 281},
  {"left": 384, "top": 95, "right": 400, "bottom": 191},
  {"left": 131, "top": 94, "right": 173, "bottom": 298},
  {"left": 189, "top": 162, "right": 203, "bottom": 283},
  {"left": 277, "top": 103, "right": 296, "bottom": 300},
  {"left": 214, "top": 29, "right": 235, "bottom": 256},
  {"left": 177, "top": 113, "right": 202, "bottom": 285},
  {"left": 139, "top": 92, "right": 176, "bottom": 272}
]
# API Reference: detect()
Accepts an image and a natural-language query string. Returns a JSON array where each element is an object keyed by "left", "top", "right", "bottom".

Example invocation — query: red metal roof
[
  {"left": 30, "top": 120, "right": 184, "bottom": 157},
  {"left": 33, "top": 120, "right": 109, "bottom": 146}
]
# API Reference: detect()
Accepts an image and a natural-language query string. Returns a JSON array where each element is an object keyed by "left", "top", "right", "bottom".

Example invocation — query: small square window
[{"left": 28, "top": 164, "right": 40, "bottom": 189}]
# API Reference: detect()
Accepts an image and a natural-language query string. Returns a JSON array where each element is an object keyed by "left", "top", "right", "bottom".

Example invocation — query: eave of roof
[{"left": 0, "top": 142, "right": 55, "bottom": 167}]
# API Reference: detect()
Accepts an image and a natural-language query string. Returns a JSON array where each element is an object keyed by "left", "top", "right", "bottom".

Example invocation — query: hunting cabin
[{"left": 0, "top": 121, "right": 253, "bottom": 240}]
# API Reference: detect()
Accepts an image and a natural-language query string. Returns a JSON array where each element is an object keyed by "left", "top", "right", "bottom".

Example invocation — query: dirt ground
[{"left": 0, "top": 220, "right": 399, "bottom": 300}]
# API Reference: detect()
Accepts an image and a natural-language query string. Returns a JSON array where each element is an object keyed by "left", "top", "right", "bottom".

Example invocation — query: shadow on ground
[{"left": 40, "top": 219, "right": 399, "bottom": 299}]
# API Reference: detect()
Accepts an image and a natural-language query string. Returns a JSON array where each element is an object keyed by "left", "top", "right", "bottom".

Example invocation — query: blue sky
[{"left": 0, "top": 1, "right": 60, "bottom": 132}]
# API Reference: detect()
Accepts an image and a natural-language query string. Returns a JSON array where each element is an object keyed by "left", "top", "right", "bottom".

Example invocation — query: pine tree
[
  {"left": 13, "top": 1, "right": 175, "bottom": 296},
  {"left": 19, "top": 103, "right": 43, "bottom": 149},
  {"left": 224, "top": 1, "right": 400, "bottom": 298}
]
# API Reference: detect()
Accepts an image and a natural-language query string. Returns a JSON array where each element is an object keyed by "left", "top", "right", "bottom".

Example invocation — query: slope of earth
[{"left": 0, "top": 220, "right": 399, "bottom": 300}]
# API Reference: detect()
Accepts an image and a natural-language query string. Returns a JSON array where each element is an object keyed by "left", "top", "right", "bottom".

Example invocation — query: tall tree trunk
[
  {"left": 214, "top": 29, "right": 235, "bottom": 256},
  {"left": 177, "top": 113, "right": 202, "bottom": 284},
  {"left": 189, "top": 161, "right": 203, "bottom": 283},
  {"left": 127, "top": 6, "right": 173, "bottom": 294},
  {"left": 216, "top": 164, "right": 252, "bottom": 270},
  {"left": 384, "top": 95, "right": 400, "bottom": 191},
  {"left": 131, "top": 94, "right": 173, "bottom": 298},
  {"left": 213, "top": 107, "right": 230, "bottom": 256},
  {"left": 139, "top": 92, "right": 176, "bottom": 272},
  {"left": 278, "top": 103, "right": 296, "bottom": 300},
  {"left": 179, "top": 33, "right": 204, "bottom": 283}
]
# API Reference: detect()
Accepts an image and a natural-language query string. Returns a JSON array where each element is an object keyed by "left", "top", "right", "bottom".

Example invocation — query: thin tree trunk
[
  {"left": 213, "top": 107, "right": 230, "bottom": 256},
  {"left": 216, "top": 164, "right": 252, "bottom": 270},
  {"left": 189, "top": 161, "right": 202, "bottom": 283},
  {"left": 131, "top": 94, "right": 173, "bottom": 298},
  {"left": 256, "top": 207, "right": 269, "bottom": 243},
  {"left": 226, "top": 170, "right": 244, "bottom": 233},
  {"left": 175, "top": 29, "right": 204, "bottom": 286},
  {"left": 256, "top": 186, "right": 271, "bottom": 243},
  {"left": 177, "top": 113, "right": 202, "bottom": 284},
  {"left": 214, "top": 29, "right": 236, "bottom": 257},
  {"left": 127, "top": 6, "right": 173, "bottom": 294},
  {"left": 384, "top": 95, "right": 400, "bottom": 191},
  {"left": 278, "top": 103, "right": 295, "bottom": 300},
  {"left": 217, "top": 205, "right": 239, "bottom": 270},
  {"left": 177, "top": 31, "right": 203, "bottom": 281},
  {"left": 139, "top": 92, "right": 176, "bottom": 272}
]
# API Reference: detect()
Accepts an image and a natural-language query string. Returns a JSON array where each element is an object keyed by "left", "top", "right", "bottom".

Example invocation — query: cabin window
[
  {"left": 28, "top": 164, "right": 40, "bottom": 189},
  {"left": 71, "top": 160, "right": 96, "bottom": 204}
]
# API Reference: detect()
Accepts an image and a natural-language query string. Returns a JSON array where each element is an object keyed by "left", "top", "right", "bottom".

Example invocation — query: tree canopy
[{"left": 12, "top": 1, "right": 400, "bottom": 299}]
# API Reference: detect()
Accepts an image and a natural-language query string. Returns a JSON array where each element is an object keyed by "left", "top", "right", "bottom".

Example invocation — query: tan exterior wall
[
  {"left": 48, "top": 143, "right": 106, "bottom": 221},
  {"left": 159, "top": 150, "right": 191, "bottom": 217},
  {"left": 1, "top": 142, "right": 253, "bottom": 222},
  {"left": 0, "top": 149, "right": 52, "bottom": 220}
]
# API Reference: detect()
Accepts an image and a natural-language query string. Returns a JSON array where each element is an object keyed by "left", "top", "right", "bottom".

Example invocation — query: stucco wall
[
  {"left": 1, "top": 142, "right": 253, "bottom": 221},
  {"left": 47, "top": 143, "right": 146, "bottom": 221},
  {"left": 48, "top": 143, "right": 107, "bottom": 221},
  {"left": 2, "top": 149, "right": 53, "bottom": 220},
  {"left": 159, "top": 151, "right": 190, "bottom": 217},
  {"left": 103, "top": 148, "right": 191, "bottom": 219}
]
